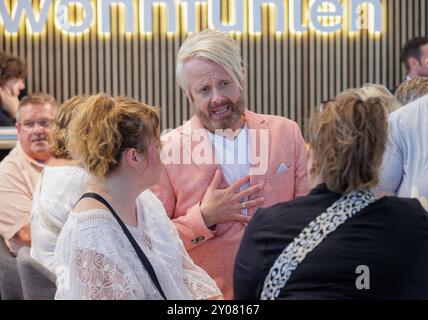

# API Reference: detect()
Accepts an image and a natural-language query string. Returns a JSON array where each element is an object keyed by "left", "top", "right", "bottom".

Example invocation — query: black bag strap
[{"left": 77, "top": 192, "right": 167, "bottom": 300}]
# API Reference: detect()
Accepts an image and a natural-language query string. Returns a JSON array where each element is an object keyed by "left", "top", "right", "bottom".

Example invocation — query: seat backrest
[
  {"left": 0, "top": 236, "right": 23, "bottom": 300},
  {"left": 16, "top": 247, "right": 56, "bottom": 300}
]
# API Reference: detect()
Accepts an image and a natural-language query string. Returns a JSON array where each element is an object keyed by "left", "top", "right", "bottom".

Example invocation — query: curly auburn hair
[
  {"left": 0, "top": 52, "right": 27, "bottom": 86},
  {"left": 50, "top": 95, "right": 88, "bottom": 160},
  {"left": 308, "top": 92, "right": 388, "bottom": 194},
  {"left": 67, "top": 93, "right": 160, "bottom": 179}
]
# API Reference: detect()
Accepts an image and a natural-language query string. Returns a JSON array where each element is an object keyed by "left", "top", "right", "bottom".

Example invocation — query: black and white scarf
[{"left": 261, "top": 190, "right": 376, "bottom": 300}]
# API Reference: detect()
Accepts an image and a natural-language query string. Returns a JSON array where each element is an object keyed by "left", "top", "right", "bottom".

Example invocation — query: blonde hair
[
  {"left": 395, "top": 77, "right": 428, "bottom": 105},
  {"left": 339, "top": 84, "right": 400, "bottom": 113},
  {"left": 50, "top": 95, "right": 87, "bottom": 160},
  {"left": 308, "top": 92, "right": 388, "bottom": 194},
  {"left": 67, "top": 93, "right": 160, "bottom": 179},
  {"left": 176, "top": 29, "right": 244, "bottom": 91}
]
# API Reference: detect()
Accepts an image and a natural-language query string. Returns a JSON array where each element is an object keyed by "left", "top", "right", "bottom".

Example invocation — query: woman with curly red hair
[{"left": 53, "top": 93, "right": 222, "bottom": 300}]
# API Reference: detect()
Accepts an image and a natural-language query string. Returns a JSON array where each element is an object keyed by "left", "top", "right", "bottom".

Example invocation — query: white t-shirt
[
  {"left": 30, "top": 165, "right": 91, "bottom": 271},
  {"left": 208, "top": 125, "right": 251, "bottom": 215}
]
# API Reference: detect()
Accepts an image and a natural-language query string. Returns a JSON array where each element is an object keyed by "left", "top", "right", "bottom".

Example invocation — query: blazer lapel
[{"left": 245, "top": 111, "right": 270, "bottom": 195}]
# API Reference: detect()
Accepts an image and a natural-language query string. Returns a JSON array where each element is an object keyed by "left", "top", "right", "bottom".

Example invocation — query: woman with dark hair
[
  {"left": 0, "top": 52, "right": 26, "bottom": 126},
  {"left": 234, "top": 91, "right": 428, "bottom": 300}
]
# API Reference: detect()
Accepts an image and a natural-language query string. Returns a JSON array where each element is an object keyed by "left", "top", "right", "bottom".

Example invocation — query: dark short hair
[
  {"left": 401, "top": 37, "right": 428, "bottom": 70},
  {"left": 0, "top": 52, "right": 27, "bottom": 86}
]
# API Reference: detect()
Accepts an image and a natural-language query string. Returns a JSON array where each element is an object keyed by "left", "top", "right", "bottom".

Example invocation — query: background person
[
  {"left": 0, "top": 52, "right": 26, "bottom": 126},
  {"left": 374, "top": 94, "right": 428, "bottom": 206},
  {"left": 30, "top": 95, "right": 90, "bottom": 271},
  {"left": 401, "top": 37, "right": 428, "bottom": 80},
  {"left": 0, "top": 93, "right": 58, "bottom": 255}
]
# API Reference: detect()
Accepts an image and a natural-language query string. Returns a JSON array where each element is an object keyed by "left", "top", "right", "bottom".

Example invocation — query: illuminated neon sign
[{"left": 0, "top": 0, "right": 383, "bottom": 35}]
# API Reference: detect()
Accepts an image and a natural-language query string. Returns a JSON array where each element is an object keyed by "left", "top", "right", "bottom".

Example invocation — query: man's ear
[{"left": 408, "top": 57, "right": 421, "bottom": 69}]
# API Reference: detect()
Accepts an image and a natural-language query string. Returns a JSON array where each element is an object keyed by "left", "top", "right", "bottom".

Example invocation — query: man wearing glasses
[{"left": 0, "top": 93, "right": 58, "bottom": 255}]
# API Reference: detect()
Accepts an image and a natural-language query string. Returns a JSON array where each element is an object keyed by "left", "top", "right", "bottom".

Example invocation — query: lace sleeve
[
  {"left": 180, "top": 247, "right": 223, "bottom": 299},
  {"left": 140, "top": 190, "right": 222, "bottom": 299},
  {"left": 55, "top": 222, "right": 141, "bottom": 300},
  {"left": 71, "top": 248, "right": 134, "bottom": 300}
]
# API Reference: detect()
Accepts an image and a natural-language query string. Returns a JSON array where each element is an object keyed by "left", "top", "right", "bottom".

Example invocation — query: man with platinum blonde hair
[
  {"left": 152, "top": 29, "right": 309, "bottom": 299},
  {"left": 176, "top": 30, "right": 245, "bottom": 91}
]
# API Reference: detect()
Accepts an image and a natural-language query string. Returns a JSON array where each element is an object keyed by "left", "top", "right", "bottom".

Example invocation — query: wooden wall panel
[{"left": 1, "top": 0, "right": 427, "bottom": 137}]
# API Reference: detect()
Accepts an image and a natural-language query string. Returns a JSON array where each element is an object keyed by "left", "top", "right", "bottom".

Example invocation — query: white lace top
[
  {"left": 53, "top": 190, "right": 221, "bottom": 300},
  {"left": 30, "top": 166, "right": 90, "bottom": 272}
]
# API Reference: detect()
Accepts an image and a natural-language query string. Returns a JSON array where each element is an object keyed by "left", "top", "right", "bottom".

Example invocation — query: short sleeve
[
  {"left": 0, "top": 162, "right": 33, "bottom": 240},
  {"left": 179, "top": 236, "right": 222, "bottom": 299},
  {"left": 139, "top": 190, "right": 222, "bottom": 299}
]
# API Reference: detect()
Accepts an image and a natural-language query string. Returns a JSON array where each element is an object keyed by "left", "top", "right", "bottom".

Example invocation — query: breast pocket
[
  {"left": 265, "top": 166, "right": 295, "bottom": 202},
  {"left": 268, "top": 167, "right": 294, "bottom": 183}
]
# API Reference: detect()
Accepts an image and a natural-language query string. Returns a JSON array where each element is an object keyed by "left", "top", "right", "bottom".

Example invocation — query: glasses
[{"left": 19, "top": 119, "right": 54, "bottom": 130}]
